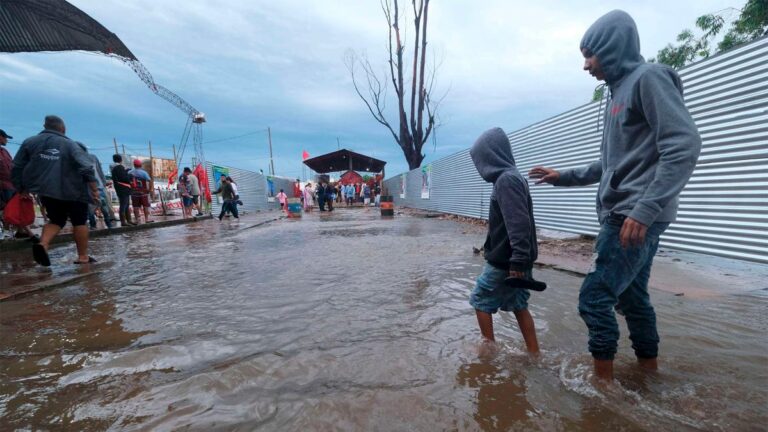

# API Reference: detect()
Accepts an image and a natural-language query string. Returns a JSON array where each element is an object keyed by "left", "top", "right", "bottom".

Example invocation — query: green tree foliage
[{"left": 650, "top": 0, "right": 768, "bottom": 69}]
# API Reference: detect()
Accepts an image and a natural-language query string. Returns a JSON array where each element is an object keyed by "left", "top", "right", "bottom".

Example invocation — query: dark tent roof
[
  {"left": 0, "top": 0, "right": 136, "bottom": 59},
  {"left": 303, "top": 149, "right": 386, "bottom": 174}
]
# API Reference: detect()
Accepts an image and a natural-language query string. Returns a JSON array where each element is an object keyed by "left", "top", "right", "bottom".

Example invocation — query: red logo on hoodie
[{"left": 610, "top": 103, "right": 625, "bottom": 116}]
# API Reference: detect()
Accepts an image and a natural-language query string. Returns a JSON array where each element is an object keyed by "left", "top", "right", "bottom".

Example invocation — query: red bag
[{"left": 3, "top": 194, "right": 35, "bottom": 226}]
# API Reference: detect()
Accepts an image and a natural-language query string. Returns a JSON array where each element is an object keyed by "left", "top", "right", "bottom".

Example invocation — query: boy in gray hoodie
[
  {"left": 469, "top": 127, "right": 539, "bottom": 354},
  {"left": 529, "top": 10, "right": 701, "bottom": 380}
]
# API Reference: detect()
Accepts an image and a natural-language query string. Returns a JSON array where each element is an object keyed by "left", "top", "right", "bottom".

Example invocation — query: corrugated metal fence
[{"left": 385, "top": 36, "right": 768, "bottom": 264}]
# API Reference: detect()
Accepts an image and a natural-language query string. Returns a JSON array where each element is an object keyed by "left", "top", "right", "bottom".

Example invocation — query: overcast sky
[{"left": 0, "top": 0, "right": 736, "bottom": 178}]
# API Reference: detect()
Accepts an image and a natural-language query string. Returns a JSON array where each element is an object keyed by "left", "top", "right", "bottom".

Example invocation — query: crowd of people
[
  {"left": 0, "top": 115, "right": 214, "bottom": 266},
  {"left": 298, "top": 181, "right": 381, "bottom": 212}
]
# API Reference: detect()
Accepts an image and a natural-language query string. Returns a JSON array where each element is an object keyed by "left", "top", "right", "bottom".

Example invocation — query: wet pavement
[{"left": 0, "top": 208, "right": 766, "bottom": 431}]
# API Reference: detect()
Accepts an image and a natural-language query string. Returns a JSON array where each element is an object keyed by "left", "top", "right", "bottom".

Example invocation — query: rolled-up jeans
[{"left": 578, "top": 215, "right": 669, "bottom": 361}]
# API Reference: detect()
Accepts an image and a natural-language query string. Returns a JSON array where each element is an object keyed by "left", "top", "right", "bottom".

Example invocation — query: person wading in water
[{"left": 529, "top": 10, "right": 701, "bottom": 382}]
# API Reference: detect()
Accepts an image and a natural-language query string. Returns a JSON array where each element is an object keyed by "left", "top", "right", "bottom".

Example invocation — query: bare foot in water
[
  {"left": 637, "top": 357, "right": 658, "bottom": 371},
  {"left": 477, "top": 339, "right": 499, "bottom": 359}
]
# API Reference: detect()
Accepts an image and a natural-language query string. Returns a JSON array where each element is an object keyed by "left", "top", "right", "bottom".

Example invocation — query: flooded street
[{"left": 1, "top": 209, "right": 766, "bottom": 431}]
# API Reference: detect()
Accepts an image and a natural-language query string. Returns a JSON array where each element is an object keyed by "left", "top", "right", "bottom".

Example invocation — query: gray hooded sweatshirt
[
  {"left": 11, "top": 129, "right": 96, "bottom": 203},
  {"left": 470, "top": 128, "right": 538, "bottom": 272},
  {"left": 554, "top": 10, "right": 701, "bottom": 226}
]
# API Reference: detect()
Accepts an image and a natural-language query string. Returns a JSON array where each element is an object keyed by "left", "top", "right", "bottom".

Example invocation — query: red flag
[
  {"left": 302, "top": 150, "right": 310, "bottom": 160},
  {"left": 167, "top": 168, "right": 178, "bottom": 186},
  {"left": 193, "top": 163, "right": 212, "bottom": 203}
]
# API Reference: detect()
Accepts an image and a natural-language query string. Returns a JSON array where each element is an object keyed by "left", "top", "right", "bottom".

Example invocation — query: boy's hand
[
  {"left": 620, "top": 217, "right": 647, "bottom": 249},
  {"left": 509, "top": 270, "right": 526, "bottom": 279},
  {"left": 528, "top": 166, "right": 560, "bottom": 185}
]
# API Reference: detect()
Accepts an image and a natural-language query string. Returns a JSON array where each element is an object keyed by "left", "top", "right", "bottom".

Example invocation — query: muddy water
[{"left": 1, "top": 209, "right": 766, "bottom": 431}]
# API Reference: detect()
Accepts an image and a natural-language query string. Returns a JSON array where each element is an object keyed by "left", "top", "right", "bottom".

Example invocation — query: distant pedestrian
[
  {"left": 11, "top": 115, "right": 100, "bottom": 266},
  {"left": 277, "top": 188, "right": 288, "bottom": 211},
  {"left": 128, "top": 159, "right": 154, "bottom": 224},
  {"left": 110, "top": 154, "right": 135, "bottom": 226},
  {"left": 303, "top": 183, "right": 314, "bottom": 211},
  {"left": 184, "top": 167, "right": 203, "bottom": 216},
  {"left": 374, "top": 183, "right": 382, "bottom": 207},
  {"left": 345, "top": 183, "right": 354, "bottom": 206},
  {"left": 469, "top": 127, "right": 540, "bottom": 354},
  {"left": 178, "top": 172, "right": 192, "bottom": 218},
  {"left": 316, "top": 182, "right": 327, "bottom": 211},
  {"left": 323, "top": 182, "right": 334, "bottom": 211},
  {"left": 362, "top": 183, "right": 371, "bottom": 206},
  {"left": 77, "top": 143, "right": 113, "bottom": 230},
  {"left": 0, "top": 128, "right": 32, "bottom": 238},
  {"left": 213, "top": 177, "right": 239, "bottom": 220}
]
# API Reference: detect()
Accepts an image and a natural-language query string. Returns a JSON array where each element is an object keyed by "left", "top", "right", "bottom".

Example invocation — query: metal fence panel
[
  {"left": 385, "top": 36, "right": 768, "bottom": 264},
  {"left": 206, "top": 162, "right": 270, "bottom": 215}
]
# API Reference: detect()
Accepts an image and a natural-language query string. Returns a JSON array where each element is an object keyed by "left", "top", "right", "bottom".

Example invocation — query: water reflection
[
  {"left": 0, "top": 272, "right": 147, "bottom": 429},
  {"left": 456, "top": 358, "right": 534, "bottom": 431}
]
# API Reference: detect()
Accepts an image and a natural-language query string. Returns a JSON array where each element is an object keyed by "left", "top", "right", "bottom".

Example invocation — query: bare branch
[{"left": 344, "top": 50, "right": 400, "bottom": 144}]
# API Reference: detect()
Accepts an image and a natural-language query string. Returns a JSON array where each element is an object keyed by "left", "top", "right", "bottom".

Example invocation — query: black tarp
[{"left": 0, "top": 0, "right": 136, "bottom": 59}]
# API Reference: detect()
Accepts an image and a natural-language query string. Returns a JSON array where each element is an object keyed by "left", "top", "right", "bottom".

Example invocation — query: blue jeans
[
  {"left": 578, "top": 216, "right": 669, "bottom": 360},
  {"left": 470, "top": 263, "right": 531, "bottom": 314}
]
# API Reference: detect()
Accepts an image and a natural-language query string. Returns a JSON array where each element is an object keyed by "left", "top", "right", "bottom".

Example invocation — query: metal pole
[
  {"left": 113, "top": 138, "right": 119, "bottom": 155},
  {"left": 337, "top": 137, "right": 340, "bottom": 150},
  {"left": 268, "top": 127, "right": 275, "bottom": 177}
]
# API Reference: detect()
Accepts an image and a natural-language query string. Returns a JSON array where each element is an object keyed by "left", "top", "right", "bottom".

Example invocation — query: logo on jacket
[
  {"left": 610, "top": 103, "right": 625, "bottom": 116},
  {"left": 39, "top": 148, "right": 60, "bottom": 161}
]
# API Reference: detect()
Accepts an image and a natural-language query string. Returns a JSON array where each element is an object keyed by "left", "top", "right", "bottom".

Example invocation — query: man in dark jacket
[
  {"left": 469, "top": 127, "right": 539, "bottom": 354},
  {"left": 529, "top": 10, "right": 701, "bottom": 381},
  {"left": 213, "top": 177, "right": 238, "bottom": 220},
  {"left": 11, "top": 115, "right": 100, "bottom": 266},
  {"left": 110, "top": 154, "right": 135, "bottom": 226}
]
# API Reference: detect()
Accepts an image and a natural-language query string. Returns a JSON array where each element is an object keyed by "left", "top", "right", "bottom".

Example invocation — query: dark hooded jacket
[
  {"left": 555, "top": 10, "right": 701, "bottom": 227},
  {"left": 470, "top": 128, "right": 537, "bottom": 272},
  {"left": 11, "top": 129, "right": 96, "bottom": 203}
]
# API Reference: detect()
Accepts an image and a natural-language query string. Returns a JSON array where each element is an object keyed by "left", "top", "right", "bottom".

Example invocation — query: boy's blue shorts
[{"left": 470, "top": 263, "right": 530, "bottom": 314}]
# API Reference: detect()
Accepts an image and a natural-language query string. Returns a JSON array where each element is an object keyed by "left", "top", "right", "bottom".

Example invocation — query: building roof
[{"left": 302, "top": 149, "right": 386, "bottom": 173}]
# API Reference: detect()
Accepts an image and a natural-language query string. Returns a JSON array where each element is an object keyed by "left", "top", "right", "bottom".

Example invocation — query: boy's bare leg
[
  {"left": 475, "top": 310, "right": 495, "bottom": 341},
  {"left": 637, "top": 357, "right": 657, "bottom": 370},
  {"left": 594, "top": 359, "right": 613, "bottom": 381},
  {"left": 513, "top": 309, "right": 540, "bottom": 353}
]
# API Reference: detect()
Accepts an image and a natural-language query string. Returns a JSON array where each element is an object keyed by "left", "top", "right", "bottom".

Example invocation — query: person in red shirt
[{"left": 0, "top": 128, "right": 32, "bottom": 238}]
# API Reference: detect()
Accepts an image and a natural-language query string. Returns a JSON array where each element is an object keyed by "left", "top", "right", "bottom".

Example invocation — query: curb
[
  {"left": 0, "top": 272, "right": 103, "bottom": 303},
  {"left": 0, "top": 214, "right": 213, "bottom": 253}
]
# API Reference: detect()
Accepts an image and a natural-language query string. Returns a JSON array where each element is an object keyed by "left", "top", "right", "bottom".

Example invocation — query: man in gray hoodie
[
  {"left": 529, "top": 10, "right": 701, "bottom": 381},
  {"left": 12, "top": 115, "right": 100, "bottom": 266},
  {"left": 469, "top": 127, "right": 539, "bottom": 354}
]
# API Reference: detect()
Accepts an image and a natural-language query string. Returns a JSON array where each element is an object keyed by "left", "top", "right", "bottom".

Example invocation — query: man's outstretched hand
[
  {"left": 528, "top": 166, "right": 560, "bottom": 185},
  {"left": 620, "top": 217, "right": 648, "bottom": 249}
]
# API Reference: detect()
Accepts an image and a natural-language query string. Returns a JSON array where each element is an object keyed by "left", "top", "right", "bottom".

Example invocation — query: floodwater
[{"left": 1, "top": 209, "right": 766, "bottom": 431}]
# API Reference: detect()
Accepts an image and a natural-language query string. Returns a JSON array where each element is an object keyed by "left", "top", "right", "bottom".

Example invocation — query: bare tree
[{"left": 345, "top": 0, "right": 443, "bottom": 170}]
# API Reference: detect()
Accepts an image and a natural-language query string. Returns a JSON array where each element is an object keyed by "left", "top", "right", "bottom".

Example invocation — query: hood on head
[
  {"left": 470, "top": 127, "right": 516, "bottom": 183},
  {"left": 581, "top": 10, "right": 644, "bottom": 84}
]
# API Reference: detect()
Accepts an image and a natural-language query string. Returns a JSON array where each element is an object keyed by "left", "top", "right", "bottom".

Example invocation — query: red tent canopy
[{"left": 339, "top": 170, "right": 364, "bottom": 185}]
